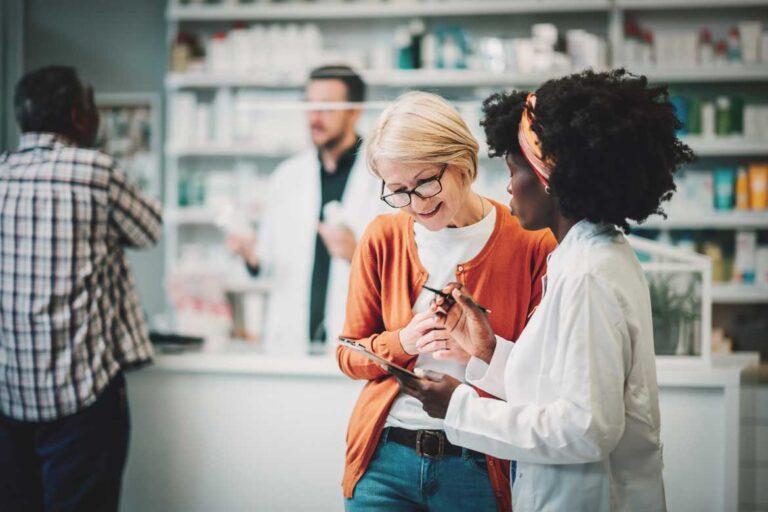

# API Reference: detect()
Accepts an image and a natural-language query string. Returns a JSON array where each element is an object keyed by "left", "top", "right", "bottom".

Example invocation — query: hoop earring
[{"left": 544, "top": 186, "right": 551, "bottom": 195}]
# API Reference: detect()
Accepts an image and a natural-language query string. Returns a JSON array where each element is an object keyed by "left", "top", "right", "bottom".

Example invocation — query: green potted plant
[{"left": 647, "top": 273, "right": 701, "bottom": 356}]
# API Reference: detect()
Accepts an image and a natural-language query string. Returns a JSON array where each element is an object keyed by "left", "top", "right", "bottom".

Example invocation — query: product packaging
[
  {"left": 748, "top": 163, "right": 768, "bottom": 209},
  {"left": 735, "top": 166, "right": 750, "bottom": 210},
  {"left": 713, "top": 167, "right": 736, "bottom": 210},
  {"left": 701, "top": 101, "right": 716, "bottom": 137},
  {"left": 738, "top": 21, "right": 763, "bottom": 63},
  {"left": 716, "top": 96, "right": 732, "bottom": 135},
  {"left": 755, "top": 246, "right": 768, "bottom": 285},
  {"left": 733, "top": 230, "right": 757, "bottom": 284}
]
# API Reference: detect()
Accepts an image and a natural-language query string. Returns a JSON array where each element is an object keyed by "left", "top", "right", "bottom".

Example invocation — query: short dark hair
[
  {"left": 309, "top": 65, "right": 366, "bottom": 103},
  {"left": 14, "top": 66, "right": 86, "bottom": 134},
  {"left": 481, "top": 69, "right": 695, "bottom": 233}
]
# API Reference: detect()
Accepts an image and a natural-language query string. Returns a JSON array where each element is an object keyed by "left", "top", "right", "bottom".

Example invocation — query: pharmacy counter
[{"left": 120, "top": 346, "right": 760, "bottom": 512}]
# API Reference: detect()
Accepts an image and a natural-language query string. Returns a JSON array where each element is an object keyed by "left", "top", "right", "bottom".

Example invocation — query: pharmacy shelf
[
  {"left": 631, "top": 65, "right": 768, "bottom": 83},
  {"left": 166, "top": 137, "right": 767, "bottom": 160},
  {"left": 363, "top": 69, "right": 566, "bottom": 88},
  {"left": 167, "top": 65, "right": 768, "bottom": 90},
  {"left": 167, "top": 207, "right": 260, "bottom": 225},
  {"left": 168, "top": 0, "right": 611, "bottom": 21},
  {"left": 224, "top": 278, "right": 272, "bottom": 294},
  {"left": 617, "top": 0, "right": 768, "bottom": 10},
  {"left": 167, "top": 144, "right": 294, "bottom": 158},
  {"left": 682, "top": 136, "right": 768, "bottom": 157},
  {"left": 635, "top": 211, "right": 768, "bottom": 230},
  {"left": 166, "top": 69, "right": 565, "bottom": 89},
  {"left": 167, "top": 142, "right": 503, "bottom": 160},
  {"left": 711, "top": 284, "right": 768, "bottom": 304}
]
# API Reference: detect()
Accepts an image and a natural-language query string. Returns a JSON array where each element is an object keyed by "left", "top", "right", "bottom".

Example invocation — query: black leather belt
[{"left": 386, "top": 427, "right": 463, "bottom": 459}]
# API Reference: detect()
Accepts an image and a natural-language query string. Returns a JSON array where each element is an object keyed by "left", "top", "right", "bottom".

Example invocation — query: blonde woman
[{"left": 336, "top": 92, "right": 556, "bottom": 511}]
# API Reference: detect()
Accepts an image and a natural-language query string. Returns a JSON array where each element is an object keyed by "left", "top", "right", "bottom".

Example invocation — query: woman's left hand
[{"left": 394, "top": 369, "right": 462, "bottom": 419}]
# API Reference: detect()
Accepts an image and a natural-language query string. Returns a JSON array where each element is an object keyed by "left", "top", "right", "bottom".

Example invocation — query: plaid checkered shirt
[{"left": 0, "top": 132, "right": 162, "bottom": 422}]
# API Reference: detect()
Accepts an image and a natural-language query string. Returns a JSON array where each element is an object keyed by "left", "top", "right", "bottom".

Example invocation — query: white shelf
[
  {"left": 712, "top": 284, "right": 768, "bottom": 304},
  {"left": 167, "top": 65, "right": 768, "bottom": 90},
  {"left": 166, "top": 137, "right": 767, "bottom": 160},
  {"left": 636, "top": 211, "right": 768, "bottom": 229},
  {"left": 167, "top": 207, "right": 260, "bottom": 225},
  {"left": 682, "top": 136, "right": 768, "bottom": 157},
  {"left": 167, "top": 69, "right": 585, "bottom": 90},
  {"left": 224, "top": 279, "right": 272, "bottom": 294},
  {"left": 167, "top": 0, "right": 610, "bottom": 21},
  {"left": 631, "top": 65, "right": 768, "bottom": 83},
  {"left": 617, "top": 0, "right": 768, "bottom": 10},
  {"left": 167, "top": 144, "right": 294, "bottom": 158}
]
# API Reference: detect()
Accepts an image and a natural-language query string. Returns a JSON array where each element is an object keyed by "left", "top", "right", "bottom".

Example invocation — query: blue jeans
[
  {"left": 345, "top": 428, "right": 497, "bottom": 512},
  {"left": 0, "top": 373, "right": 130, "bottom": 512}
]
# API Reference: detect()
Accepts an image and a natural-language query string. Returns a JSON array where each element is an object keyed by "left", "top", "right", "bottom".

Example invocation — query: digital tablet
[{"left": 337, "top": 337, "right": 421, "bottom": 379}]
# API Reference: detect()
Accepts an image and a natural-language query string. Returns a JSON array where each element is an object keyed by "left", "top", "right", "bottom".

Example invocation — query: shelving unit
[
  {"left": 617, "top": 0, "right": 768, "bottom": 10},
  {"left": 166, "top": 206, "right": 260, "bottom": 225},
  {"left": 164, "top": 0, "right": 768, "bottom": 371},
  {"left": 638, "top": 211, "right": 768, "bottom": 229},
  {"left": 682, "top": 136, "right": 768, "bottom": 157},
  {"left": 711, "top": 283, "right": 768, "bottom": 303},
  {"left": 168, "top": 0, "right": 612, "bottom": 21},
  {"left": 166, "top": 65, "right": 768, "bottom": 90}
]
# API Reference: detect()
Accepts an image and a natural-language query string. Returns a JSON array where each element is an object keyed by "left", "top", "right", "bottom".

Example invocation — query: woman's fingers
[
  {"left": 415, "top": 330, "right": 450, "bottom": 352},
  {"left": 412, "top": 317, "right": 440, "bottom": 336}
]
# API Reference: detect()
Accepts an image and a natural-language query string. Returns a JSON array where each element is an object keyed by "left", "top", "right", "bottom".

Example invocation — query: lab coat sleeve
[
  {"left": 443, "top": 273, "right": 629, "bottom": 465},
  {"left": 108, "top": 163, "right": 162, "bottom": 249},
  {"left": 465, "top": 336, "right": 515, "bottom": 400},
  {"left": 336, "top": 220, "right": 416, "bottom": 381}
]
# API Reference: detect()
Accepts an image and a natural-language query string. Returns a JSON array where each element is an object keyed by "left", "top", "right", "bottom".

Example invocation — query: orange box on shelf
[{"left": 748, "top": 163, "right": 768, "bottom": 210}]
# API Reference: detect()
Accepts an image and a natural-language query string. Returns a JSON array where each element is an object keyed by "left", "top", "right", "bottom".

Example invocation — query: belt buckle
[{"left": 415, "top": 430, "right": 445, "bottom": 459}]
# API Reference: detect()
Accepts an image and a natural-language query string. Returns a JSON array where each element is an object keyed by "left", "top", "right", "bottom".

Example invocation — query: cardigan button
[{"left": 457, "top": 265, "right": 464, "bottom": 272}]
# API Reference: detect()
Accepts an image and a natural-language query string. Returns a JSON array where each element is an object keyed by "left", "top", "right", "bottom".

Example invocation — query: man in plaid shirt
[{"left": 0, "top": 66, "right": 162, "bottom": 511}]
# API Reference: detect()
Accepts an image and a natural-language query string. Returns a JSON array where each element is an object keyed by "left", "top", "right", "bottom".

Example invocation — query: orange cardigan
[{"left": 337, "top": 200, "right": 556, "bottom": 511}]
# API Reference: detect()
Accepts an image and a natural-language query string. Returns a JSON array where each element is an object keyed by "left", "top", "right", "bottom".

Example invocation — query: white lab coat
[
  {"left": 443, "top": 220, "right": 666, "bottom": 512},
  {"left": 256, "top": 148, "right": 387, "bottom": 354}
]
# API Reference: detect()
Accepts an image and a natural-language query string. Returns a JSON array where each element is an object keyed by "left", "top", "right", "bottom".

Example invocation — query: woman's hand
[
  {"left": 394, "top": 369, "right": 462, "bottom": 419},
  {"left": 432, "top": 283, "right": 496, "bottom": 364},
  {"left": 415, "top": 330, "right": 470, "bottom": 364},
  {"left": 399, "top": 310, "right": 440, "bottom": 355}
]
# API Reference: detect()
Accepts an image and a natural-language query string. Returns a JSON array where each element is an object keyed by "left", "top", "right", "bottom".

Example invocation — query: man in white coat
[{"left": 228, "top": 65, "right": 385, "bottom": 354}]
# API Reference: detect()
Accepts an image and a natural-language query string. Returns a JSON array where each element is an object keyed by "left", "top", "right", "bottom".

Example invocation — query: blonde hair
[{"left": 366, "top": 92, "right": 480, "bottom": 183}]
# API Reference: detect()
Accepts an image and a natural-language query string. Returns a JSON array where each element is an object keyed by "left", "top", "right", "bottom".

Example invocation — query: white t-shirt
[{"left": 385, "top": 206, "right": 496, "bottom": 430}]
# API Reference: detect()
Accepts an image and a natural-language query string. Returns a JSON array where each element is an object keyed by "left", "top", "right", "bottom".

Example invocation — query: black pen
[{"left": 422, "top": 285, "right": 492, "bottom": 314}]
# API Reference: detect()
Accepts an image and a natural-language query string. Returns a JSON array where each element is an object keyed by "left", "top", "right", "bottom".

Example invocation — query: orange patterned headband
[{"left": 517, "top": 93, "right": 555, "bottom": 188}]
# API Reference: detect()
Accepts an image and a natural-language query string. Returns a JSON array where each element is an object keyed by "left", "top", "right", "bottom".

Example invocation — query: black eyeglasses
[{"left": 380, "top": 164, "right": 448, "bottom": 209}]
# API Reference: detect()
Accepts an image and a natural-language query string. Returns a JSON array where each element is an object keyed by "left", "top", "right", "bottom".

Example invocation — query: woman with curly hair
[{"left": 396, "top": 69, "right": 694, "bottom": 511}]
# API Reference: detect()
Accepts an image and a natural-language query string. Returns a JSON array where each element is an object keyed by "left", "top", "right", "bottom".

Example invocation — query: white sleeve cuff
[
  {"left": 465, "top": 335, "right": 514, "bottom": 400},
  {"left": 444, "top": 383, "right": 479, "bottom": 441}
]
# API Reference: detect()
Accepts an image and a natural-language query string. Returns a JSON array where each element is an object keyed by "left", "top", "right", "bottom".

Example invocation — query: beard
[{"left": 315, "top": 128, "right": 348, "bottom": 152}]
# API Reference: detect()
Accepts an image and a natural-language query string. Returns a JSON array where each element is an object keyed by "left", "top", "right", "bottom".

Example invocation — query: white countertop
[{"left": 142, "top": 341, "right": 761, "bottom": 387}]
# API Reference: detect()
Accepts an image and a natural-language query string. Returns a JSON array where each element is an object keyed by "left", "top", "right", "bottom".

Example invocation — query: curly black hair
[{"left": 481, "top": 69, "right": 695, "bottom": 233}]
